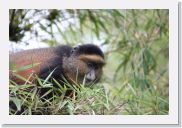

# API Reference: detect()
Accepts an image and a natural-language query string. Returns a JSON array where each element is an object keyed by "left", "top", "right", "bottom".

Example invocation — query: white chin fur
[
  {"left": 83, "top": 77, "right": 92, "bottom": 86},
  {"left": 83, "top": 71, "right": 95, "bottom": 86}
]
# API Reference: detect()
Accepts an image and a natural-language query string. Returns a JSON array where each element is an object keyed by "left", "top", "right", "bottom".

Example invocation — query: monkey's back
[{"left": 10, "top": 47, "right": 61, "bottom": 84}]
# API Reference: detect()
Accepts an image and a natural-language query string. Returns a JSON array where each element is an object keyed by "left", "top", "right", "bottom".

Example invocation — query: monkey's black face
[{"left": 63, "top": 44, "right": 105, "bottom": 86}]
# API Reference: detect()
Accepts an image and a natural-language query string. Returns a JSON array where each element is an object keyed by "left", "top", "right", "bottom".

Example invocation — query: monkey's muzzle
[{"left": 83, "top": 69, "right": 96, "bottom": 86}]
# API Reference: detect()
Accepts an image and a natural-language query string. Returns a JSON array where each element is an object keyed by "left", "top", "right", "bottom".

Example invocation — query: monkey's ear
[{"left": 71, "top": 46, "right": 79, "bottom": 54}]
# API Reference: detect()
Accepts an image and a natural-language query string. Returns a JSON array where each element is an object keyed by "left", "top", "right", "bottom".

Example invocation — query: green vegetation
[{"left": 9, "top": 9, "right": 169, "bottom": 115}]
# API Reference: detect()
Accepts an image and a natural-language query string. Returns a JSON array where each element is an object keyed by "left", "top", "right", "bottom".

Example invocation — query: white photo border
[{"left": 0, "top": 0, "right": 179, "bottom": 125}]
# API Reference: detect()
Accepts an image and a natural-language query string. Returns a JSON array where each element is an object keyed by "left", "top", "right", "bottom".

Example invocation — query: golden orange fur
[{"left": 78, "top": 54, "right": 105, "bottom": 65}]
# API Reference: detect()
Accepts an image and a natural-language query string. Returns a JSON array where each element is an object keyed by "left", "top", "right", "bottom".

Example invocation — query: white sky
[{"left": 9, "top": 10, "right": 106, "bottom": 53}]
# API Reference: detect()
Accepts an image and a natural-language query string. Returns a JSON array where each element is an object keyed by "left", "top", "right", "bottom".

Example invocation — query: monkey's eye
[
  {"left": 87, "top": 62, "right": 99, "bottom": 70},
  {"left": 73, "top": 46, "right": 78, "bottom": 50},
  {"left": 87, "top": 62, "right": 93, "bottom": 68},
  {"left": 94, "top": 65, "right": 99, "bottom": 70},
  {"left": 71, "top": 46, "right": 79, "bottom": 54}
]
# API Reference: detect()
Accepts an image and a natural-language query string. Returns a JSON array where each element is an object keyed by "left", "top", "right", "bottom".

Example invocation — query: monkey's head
[{"left": 63, "top": 44, "right": 105, "bottom": 86}]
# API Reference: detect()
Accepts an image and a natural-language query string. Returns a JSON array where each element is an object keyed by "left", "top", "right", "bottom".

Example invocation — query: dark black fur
[
  {"left": 73, "top": 44, "right": 104, "bottom": 59},
  {"left": 37, "top": 45, "right": 72, "bottom": 98},
  {"left": 38, "top": 45, "right": 72, "bottom": 86}
]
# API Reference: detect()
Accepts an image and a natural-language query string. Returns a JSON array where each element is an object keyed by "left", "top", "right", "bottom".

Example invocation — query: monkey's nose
[{"left": 86, "top": 70, "right": 95, "bottom": 81}]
